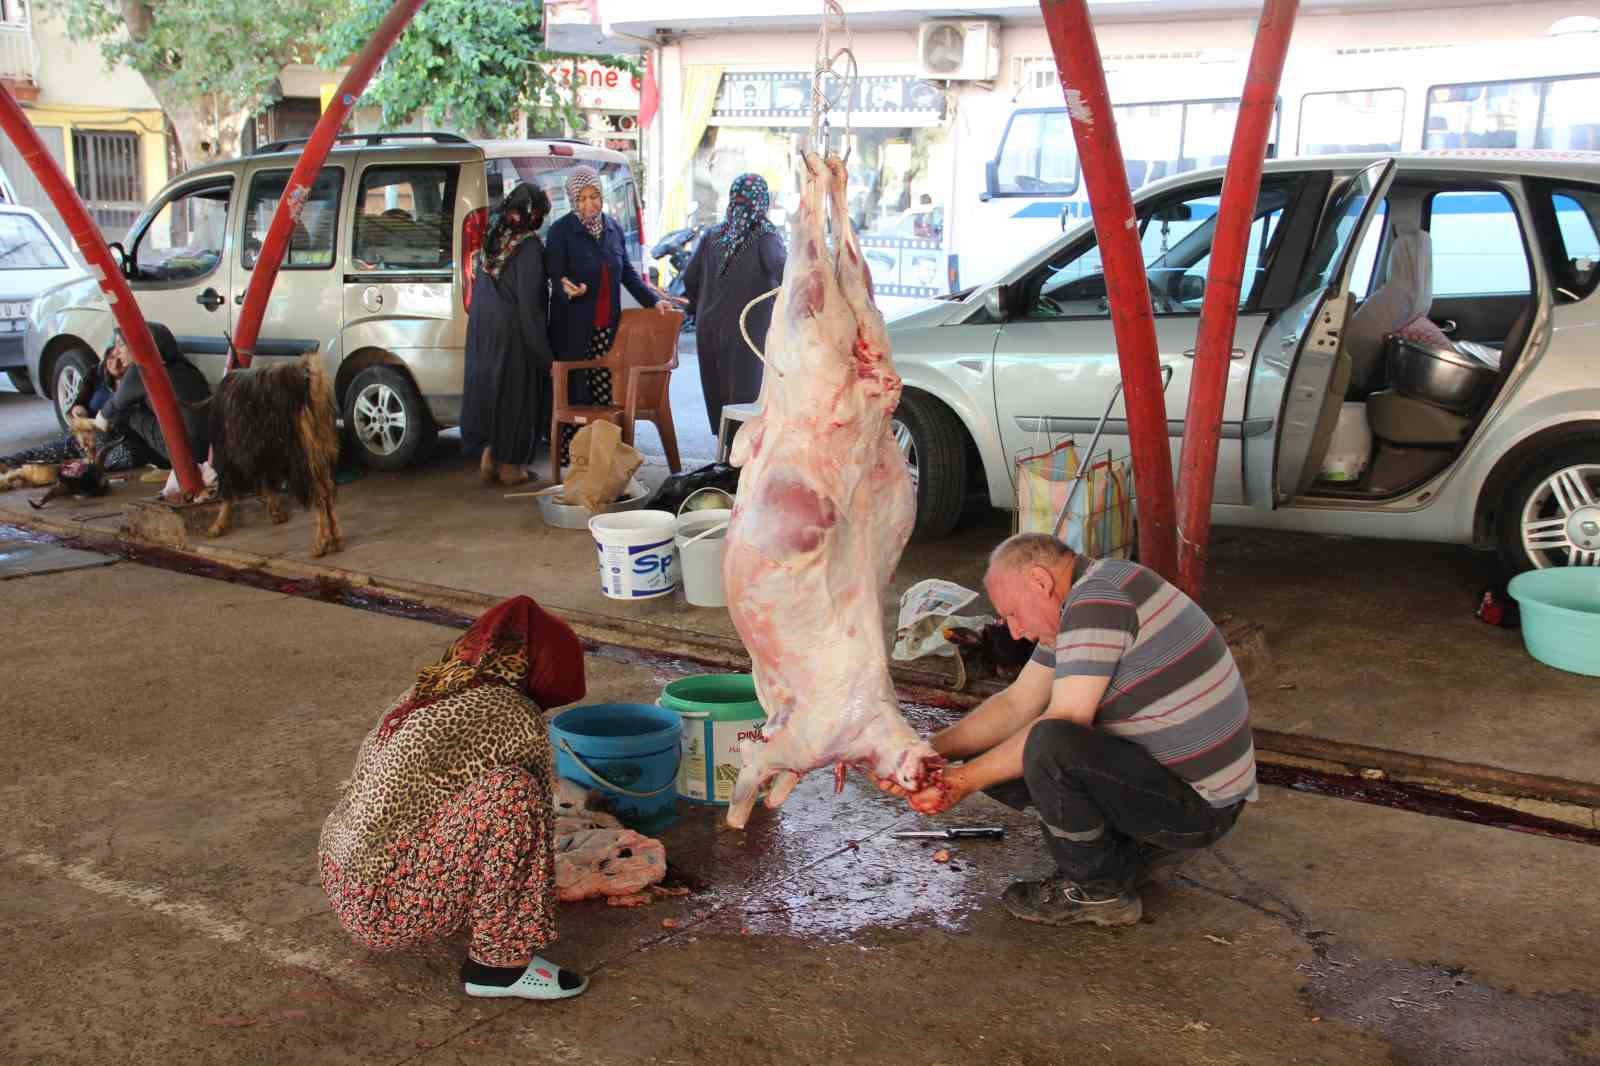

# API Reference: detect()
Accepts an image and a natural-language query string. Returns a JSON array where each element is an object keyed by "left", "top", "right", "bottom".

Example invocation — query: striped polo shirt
[{"left": 1031, "top": 558, "right": 1257, "bottom": 807}]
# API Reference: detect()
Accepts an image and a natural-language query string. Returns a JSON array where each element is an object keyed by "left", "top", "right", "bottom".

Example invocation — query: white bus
[{"left": 944, "top": 33, "right": 1600, "bottom": 295}]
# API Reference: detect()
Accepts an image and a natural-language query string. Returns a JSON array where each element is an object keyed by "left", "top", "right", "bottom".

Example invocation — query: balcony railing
[{"left": 0, "top": 23, "right": 38, "bottom": 87}]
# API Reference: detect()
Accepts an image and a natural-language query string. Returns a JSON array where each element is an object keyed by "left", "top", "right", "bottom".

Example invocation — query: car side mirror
[
  {"left": 980, "top": 160, "right": 998, "bottom": 203},
  {"left": 108, "top": 241, "right": 129, "bottom": 276},
  {"left": 1179, "top": 274, "right": 1206, "bottom": 303},
  {"left": 984, "top": 284, "right": 1008, "bottom": 321}
]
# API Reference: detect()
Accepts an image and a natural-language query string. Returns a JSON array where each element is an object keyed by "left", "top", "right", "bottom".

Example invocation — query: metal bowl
[
  {"left": 537, "top": 478, "right": 650, "bottom": 530},
  {"left": 1386, "top": 335, "right": 1497, "bottom": 414}
]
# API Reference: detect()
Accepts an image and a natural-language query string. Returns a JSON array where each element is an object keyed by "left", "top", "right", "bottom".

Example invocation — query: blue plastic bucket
[
  {"left": 1508, "top": 568, "right": 1600, "bottom": 677},
  {"left": 550, "top": 703, "right": 683, "bottom": 833}
]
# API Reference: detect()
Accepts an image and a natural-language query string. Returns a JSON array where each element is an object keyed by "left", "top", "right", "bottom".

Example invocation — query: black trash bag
[{"left": 645, "top": 461, "right": 741, "bottom": 513}]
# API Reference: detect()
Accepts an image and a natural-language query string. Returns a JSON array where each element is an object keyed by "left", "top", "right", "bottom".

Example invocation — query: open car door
[{"left": 1244, "top": 159, "right": 1396, "bottom": 507}]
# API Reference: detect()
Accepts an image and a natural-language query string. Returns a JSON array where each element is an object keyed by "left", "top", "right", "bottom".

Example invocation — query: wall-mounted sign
[
  {"left": 712, "top": 73, "right": 946, "bottom": 126},
  {"left": 543, "top": 61, "right": 642, "bottom": 112}
]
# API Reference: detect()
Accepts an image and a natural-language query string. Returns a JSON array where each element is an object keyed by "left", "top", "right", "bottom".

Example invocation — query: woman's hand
[
  {"left": 560, "top": 277, "right": 588, "bottom": 299},
  {"left": 653, "top": 299, "right": 681, "bottom": 317}
]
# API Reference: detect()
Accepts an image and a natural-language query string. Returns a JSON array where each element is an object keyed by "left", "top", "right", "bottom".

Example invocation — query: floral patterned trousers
[{"left": 320, "top": 767, "right": 557, "bottom": 967}]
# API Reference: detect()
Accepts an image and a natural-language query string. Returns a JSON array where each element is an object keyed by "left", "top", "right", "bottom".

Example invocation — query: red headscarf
[{"left": 376, "top": 596, "right": 585, "bottom": 743}]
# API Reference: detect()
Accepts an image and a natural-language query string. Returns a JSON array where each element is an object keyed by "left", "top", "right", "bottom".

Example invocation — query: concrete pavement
[{"left": 2, "top": 561, "right": 1597, "bottom": 1065}]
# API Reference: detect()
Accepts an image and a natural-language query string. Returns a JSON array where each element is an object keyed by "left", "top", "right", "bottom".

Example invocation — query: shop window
[
  {"left": 241, "top": 167, "right": 341, "bottom": 270},
  {"left": 71, "top": 129, "right": 143, "bottom": 238},
  {"left": 131, "top": 179, "right": 231, "bottom": 283},
  {"left": 352, "top": 165, "right": 459, "bottom": 272},
  {"left": 1427, "top": 190, "right": 1529, "bottom": 296},
  {"left": 1299, "top": 89, "right": 1405, "bottom": 155}
]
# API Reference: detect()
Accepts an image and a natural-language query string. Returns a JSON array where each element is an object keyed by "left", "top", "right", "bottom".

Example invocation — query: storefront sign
[
  {"left": 544, "top": 61, "right": 643, "bottom": 112},
  {"left": 712, "top": 73, "right": 946, "bottom": 126}
]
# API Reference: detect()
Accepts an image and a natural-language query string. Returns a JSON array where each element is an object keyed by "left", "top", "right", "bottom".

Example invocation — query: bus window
[
  {"left": 1540, "top": 77, "right": 1600, "bottom": 152},
  {"left": 1299, "top": 89, "right": 1405, "bottom": 155},
  {"left": 995, "top": 110, "right": 1078, "bottom": 195},
  {"left": 1427, "top": 190, "right": 1529, "bottom": 296},
  {"left": 1424, "top": 74, "right": 1600, "bottom": 151}
]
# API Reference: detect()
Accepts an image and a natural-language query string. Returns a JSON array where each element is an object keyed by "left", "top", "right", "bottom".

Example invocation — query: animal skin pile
[
  {"left": 551, "top": 778, "right": 668, "bottom": 906},
  {"left": 722, "top": 151, "right": 942, "bottom": 830}
]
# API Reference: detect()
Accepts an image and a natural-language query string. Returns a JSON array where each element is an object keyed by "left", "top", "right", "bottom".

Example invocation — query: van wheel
[
  {"left": 892, "top": 391, "right": 968, "bottom": 542},
  {"left": 49, "top": 347, "right": 96, "bottom": 433},
  {"left": 1495, "top": 439, "right": 1600, "bottom": 572},
  {"left": 344, "top": 366, "right": 434, "bottom": 471}
]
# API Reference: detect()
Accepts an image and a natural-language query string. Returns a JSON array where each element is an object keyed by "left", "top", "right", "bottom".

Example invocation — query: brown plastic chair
[{"left": 550, "top": 307, "right": 685, "bottom": 482}]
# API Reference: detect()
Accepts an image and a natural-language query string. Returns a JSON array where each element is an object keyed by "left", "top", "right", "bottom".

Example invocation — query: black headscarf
[{"left": 480, "top": 184, "right": 551, "bottom": 281}]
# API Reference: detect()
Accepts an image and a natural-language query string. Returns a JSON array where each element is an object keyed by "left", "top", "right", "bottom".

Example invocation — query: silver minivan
[
  {"left": 886, "top": 152, "right": 1600, "bottom": 571},
  {"left": 24, "top": 133, "right": 646, "bottom": 469}
]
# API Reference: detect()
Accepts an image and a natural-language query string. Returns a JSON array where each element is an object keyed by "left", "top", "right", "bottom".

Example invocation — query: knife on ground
[{"left": 891, "top": 827, "right": 1005, "bottom": 840}]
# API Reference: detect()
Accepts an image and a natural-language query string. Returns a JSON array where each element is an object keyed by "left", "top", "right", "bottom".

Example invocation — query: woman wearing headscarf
[
  {"left": 461, "top": 184, "right": 555, "bottom": 488},
  {"left": 319, "top": 596, "right": 590, "bottom": 1001},
  {"left": 91, "top": 321, "right": 211, "bottom": 468},
  {"left": 544, "top": 165, "right": 678, "bottom": 465},
  {"left": 681, "top": 173, "right": 787, "bottom": 432}
]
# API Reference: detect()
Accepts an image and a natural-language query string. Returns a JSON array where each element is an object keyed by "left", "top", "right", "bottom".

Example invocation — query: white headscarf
[{"left": 565, "top": 166, "right": 605, "bottom": 240}]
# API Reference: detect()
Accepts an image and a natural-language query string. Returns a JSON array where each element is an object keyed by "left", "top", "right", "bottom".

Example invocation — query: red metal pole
[
  {"left": 232, "top": 0, "right": 428, "bottom": 367},
  {"left": 0, "top": 88, "right": 204, "bottom": 497},
  {"left": 1175, "top": 0, "right": 1299, "bottom": 599},
  {"left": 1040, "top": 0, "right": 1177, "bottom": 580}
]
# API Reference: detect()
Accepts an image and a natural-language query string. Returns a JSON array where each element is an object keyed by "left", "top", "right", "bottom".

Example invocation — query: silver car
[
  {"left": 0, "top": 204, "right": 86, "bottom": 392},
  {"left": 24, "top": 133, "right": 646, "bottom": 469},
  {"left": 887, "top": 152, "right": 1600, "bottom": 572}
]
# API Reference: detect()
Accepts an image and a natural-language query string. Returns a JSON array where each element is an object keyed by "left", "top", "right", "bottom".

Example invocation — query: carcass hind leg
[{"left": 207, "top": 499, "right": 234, "bottom": 539}]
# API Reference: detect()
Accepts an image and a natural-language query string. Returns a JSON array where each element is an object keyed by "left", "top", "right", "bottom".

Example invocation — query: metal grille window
[{"left": 72, "top": 129, "right": 143, "bottom": 238}]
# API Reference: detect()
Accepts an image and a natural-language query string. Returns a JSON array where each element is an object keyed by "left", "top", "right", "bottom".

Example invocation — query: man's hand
[{"left": 906, "top": 772, "right": 972, "bottom": 816}]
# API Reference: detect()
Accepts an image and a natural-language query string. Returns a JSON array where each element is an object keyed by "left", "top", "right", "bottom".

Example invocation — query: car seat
[{"left": 1344, "top": 227, "right": 1432, "bottom": 396}]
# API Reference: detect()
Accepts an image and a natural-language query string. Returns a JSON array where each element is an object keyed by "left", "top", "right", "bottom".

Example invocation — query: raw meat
[
  {"left": 721, "top": 151, "right": 939, "bottom": 829},
  {"left": 553, "top": 810, "right": 668, "bottom": 903}
]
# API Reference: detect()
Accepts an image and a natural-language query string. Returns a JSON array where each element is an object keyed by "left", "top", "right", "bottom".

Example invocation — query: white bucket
[
  {"left": 588, "top": 510, "right": 679, "bottom": 600},
  {"left": 676, "top": 509, "right": 731, "bottom": 608},
  {"left": 1319, "top": 402, "right": 1374, "bottom": 482}
]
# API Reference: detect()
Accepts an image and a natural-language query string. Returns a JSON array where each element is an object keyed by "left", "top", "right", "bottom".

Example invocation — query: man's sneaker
[
  {"left": 1135, "top": 843, "right": 1194, "bottom": 887},
  {"left": 1000, "top": 875, "right": 1142, "bottom": 927}
]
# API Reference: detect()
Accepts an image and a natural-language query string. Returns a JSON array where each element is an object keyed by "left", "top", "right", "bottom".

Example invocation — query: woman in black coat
[
  {"left": 681, "top": 173, "right": 787, "bottom": 433},
  {"left": 461, "top": 184, "right": 556, "bottom": 487},
  {"left": 543, "top": 165, "right": 678, "bottom": 465}
]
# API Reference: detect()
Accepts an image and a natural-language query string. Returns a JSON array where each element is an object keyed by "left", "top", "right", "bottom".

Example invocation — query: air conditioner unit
[{"left": 918, "top": 20, "right": 1001, "bottom": 82}]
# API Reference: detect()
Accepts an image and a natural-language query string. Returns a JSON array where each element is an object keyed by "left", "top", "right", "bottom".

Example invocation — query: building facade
[{"left": 592, "top": 0, "right": 1599, "bottom": 305}]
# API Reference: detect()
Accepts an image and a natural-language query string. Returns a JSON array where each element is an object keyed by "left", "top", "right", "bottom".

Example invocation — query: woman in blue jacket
[{"left": 544, "top": 165, "right": 678, "bottom": 465}]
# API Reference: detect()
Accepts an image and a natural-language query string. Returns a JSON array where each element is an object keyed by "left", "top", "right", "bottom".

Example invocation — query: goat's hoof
[
  {"left": 205, "top": 523, "right": 228, "bottom": 539},
  {"left": 270, "top": 512, "right": 290, "bottom": 525}
]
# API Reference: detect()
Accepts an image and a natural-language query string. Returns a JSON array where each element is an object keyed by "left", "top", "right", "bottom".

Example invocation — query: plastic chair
[
  {"left": 550, "top": 307, "right": 685, "bottom": 482},
  {"left": 717, "top": 401, "right": 763, "bottom": 463}
]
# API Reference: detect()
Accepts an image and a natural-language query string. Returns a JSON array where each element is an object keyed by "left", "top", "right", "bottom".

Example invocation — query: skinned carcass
[{"left": 722, "top": 152, "right": 940, "bottom": 829}]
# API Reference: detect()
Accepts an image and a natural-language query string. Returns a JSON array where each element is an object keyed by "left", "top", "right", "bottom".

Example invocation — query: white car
[
  {"left": 887, "top": 152, "right": 1600, "bottom": 572},
  {"left": 0, "top": 205, "right": 84, "bottom": 392}
]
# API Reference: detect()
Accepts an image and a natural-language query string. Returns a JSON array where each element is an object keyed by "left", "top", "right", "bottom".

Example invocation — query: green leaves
[{"left": 317, "top": 0, "right": 639, "bottom": 136}]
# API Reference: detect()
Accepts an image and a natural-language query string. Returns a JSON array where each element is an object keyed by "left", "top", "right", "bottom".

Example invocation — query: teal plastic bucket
[
  {"left": 550, "top": 703, "right": 683, "bottom": 832},
  {"left": 658, "top": 674, "right": 767, "bottom": 804},
  {"left": 1508, "top": 568, "right": 1600, "bottom": 677}
]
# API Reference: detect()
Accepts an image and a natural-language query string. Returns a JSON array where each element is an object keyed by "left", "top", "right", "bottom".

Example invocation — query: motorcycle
[{"left": 649, "top": 222, "right": 703, "bottom": 329}]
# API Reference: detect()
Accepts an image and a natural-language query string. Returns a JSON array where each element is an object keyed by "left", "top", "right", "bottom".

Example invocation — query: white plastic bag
[{"left": 892, "top": 578, "right": 997, "bottom": 661}]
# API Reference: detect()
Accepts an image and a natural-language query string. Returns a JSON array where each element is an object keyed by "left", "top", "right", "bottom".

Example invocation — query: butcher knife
[{"left": 891, "top": 827, "right": 1005, "bottom": 841}]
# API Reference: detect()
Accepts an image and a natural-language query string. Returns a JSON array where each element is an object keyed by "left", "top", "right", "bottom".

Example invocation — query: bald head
[{"left": 987, "top": 533, "right": 1075, "bottom": 580}]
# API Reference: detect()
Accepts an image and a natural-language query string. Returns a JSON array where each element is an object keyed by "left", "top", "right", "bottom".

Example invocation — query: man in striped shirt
[{"left": 890, "top": 533, "right": 1255, "bottom": 927}]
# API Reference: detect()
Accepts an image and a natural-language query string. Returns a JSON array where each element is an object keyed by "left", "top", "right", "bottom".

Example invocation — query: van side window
[
  {"left": 352, "top": 165, "right": 459, "bottom": 273},
  {"left": 1426, "top": 190, "right": 1530, "bottom": 297},
  {"left": 995, "top": 110, "right": 1079, "bottom": 196},
  {"left": 241, "top": 167, "right": 341, "bottom": 270},
  {"left": 131, "top": 179, "right": 232, "bottom": 283}
]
